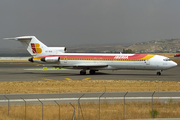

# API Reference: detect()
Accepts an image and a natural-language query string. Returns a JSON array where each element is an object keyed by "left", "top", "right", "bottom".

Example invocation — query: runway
[{"left": 0, "top": 63, "right": 179, "bottom": 81}]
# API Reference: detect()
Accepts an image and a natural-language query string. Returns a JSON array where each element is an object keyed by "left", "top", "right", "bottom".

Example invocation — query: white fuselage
[
  {"left": 33, "top": 53, "right": 177, "bottom": 71},
  {"left": 5, "top": 36, "right": 177, "bottom": 75}
]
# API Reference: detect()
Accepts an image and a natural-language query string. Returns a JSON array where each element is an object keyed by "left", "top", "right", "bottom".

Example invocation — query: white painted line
[{"left": 0, "top": 97, "right": 180, "bottom": 103}]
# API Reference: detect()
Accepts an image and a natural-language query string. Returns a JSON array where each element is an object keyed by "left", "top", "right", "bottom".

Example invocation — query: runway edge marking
[
  {"left": 82, "top": 78, "right": 91, "bottom": 80},
  {"left": 42, "top": 78, "right": 54, "bottom": 81},
  {"left": 0, "top": 97, "right": 180, "bottom": 103},
  {"left": 65, "top": 78, "right": 72, "bottom": 81}
]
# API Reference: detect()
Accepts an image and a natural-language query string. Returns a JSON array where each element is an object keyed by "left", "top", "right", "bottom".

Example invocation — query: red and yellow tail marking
[{"left": 31, "top": 43, "right": 42, "bottom": 53}]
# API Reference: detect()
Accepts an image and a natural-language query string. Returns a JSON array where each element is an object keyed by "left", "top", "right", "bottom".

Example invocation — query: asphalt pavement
[{"left": 0, "top": 64, "right": 179, "bottom": 81}]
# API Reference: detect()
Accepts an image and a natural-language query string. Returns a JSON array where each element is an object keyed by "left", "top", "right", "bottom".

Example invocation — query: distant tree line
[{"left": 123, "top": 49, "right": 135, "bottom": 53}]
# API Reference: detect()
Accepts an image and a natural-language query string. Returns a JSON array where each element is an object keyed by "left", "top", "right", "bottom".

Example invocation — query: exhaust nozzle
[{"left": 28, "top": 57, "right": 34, "bottom": 62}]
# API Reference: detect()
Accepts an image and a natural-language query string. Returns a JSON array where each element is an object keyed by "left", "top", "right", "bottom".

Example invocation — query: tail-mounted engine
[
  {"left": 47, "top": 47, "right": 66, "bottom": 54},
  {"left": 41, "top": 57, "right": 60, "bottom": 62},
  {"left": 28, "top": 57, "right": 60, "bottom": 63}
]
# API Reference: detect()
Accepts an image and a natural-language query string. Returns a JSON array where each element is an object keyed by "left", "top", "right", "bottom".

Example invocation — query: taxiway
[{"left": 0, "top": 63, "right": 179, "bottom": 81}]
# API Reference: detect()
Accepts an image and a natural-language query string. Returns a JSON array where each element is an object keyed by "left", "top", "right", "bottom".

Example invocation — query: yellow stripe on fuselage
[
  {"left": 33, "top": 54, "right": 155, "bottom": 61},
  {"left": 33, "top": 58, "right": 41, "bottom": 60},
  {"left": 141, "top": 54, "right": 155, "bottom": 61}
]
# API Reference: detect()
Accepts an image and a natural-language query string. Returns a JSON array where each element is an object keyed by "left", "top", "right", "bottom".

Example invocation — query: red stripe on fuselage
[
  {"left": 128, "top": 54, "right": 147, "bottom": 59},
  {"left": 34, "top": 54, "right": 148, "bottom": 60}
]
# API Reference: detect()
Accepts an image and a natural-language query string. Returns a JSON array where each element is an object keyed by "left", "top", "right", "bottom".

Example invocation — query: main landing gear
[
  {"left": 80, "top": 70, "right": 86, "bottom": 75},
  {"left": 89, "top": 70, "right": 96, "bottom": 75},
  {"left": 80, "top": 70, "right": 97, "bottom": 75},
  {"left": 156, "top": 70, "right": 162, "bottom": 75}
]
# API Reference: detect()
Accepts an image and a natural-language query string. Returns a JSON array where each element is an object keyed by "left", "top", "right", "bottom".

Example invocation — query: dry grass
[
  {"left": 0, "top": 61, "right": 39, "bottom": 65},
  {"left": 0, "top": 60, "right": 27, "bottom": 63},
  {"left": 1, "top": 101, "right": 180, "bottom": 120},
  {"left": 1, "top": 80, "right": 180, "bottom": 94},
  {"left": 173, "top": 59, "right": 180, "bottom": 65},
  {"left": 154, "top": 53, "right": 177, "bottom": 57}
]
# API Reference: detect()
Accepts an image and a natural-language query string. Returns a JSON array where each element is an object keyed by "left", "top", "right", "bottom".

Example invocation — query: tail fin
[{"left": 4, "top": 36, "right": 48, "bottom": 56}]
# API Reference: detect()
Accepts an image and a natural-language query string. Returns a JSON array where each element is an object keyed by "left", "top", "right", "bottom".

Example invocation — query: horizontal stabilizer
[{"left": 4, "top": 36, "right": 34, "bottom": 41}]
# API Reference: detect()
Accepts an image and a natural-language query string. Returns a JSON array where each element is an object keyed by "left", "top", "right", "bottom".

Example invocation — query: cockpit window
[{"left": 163, "top": 58, "right": 171, "bottom": 61}]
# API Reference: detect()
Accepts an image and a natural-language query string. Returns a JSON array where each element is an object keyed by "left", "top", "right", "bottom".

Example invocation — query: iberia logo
[{"left": 31, "top": 43, "right": 42, "bottom": 53}]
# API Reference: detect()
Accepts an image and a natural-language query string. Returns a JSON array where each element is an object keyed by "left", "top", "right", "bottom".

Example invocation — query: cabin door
[
  {"left": 146, "top": 60, "right": 150, "bottom": 65},
  {"left": 64, "top": 56, "right": 67, "bottom": 63}
]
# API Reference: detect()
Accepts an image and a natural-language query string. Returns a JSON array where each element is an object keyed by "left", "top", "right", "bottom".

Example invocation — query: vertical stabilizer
[{"left": 4, "top": 36, "right": 48, "bottom": 56}]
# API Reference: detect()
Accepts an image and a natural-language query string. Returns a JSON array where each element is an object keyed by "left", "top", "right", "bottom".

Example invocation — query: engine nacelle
[
  {"left": 47, "top": 47, "right": 66, "bottom": 54},
  {"left": 41, "top": 57, "right": 60, "bottom": 63}
]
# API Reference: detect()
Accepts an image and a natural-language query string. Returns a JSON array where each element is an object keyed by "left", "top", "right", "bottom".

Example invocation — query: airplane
[{"left": 5, "top": 36, "right": 177, "bottom": 75}]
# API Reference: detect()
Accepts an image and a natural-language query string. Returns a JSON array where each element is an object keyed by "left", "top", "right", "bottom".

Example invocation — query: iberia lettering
[{"left": 114, "top": 55, "right": 128, "bottom": 59}]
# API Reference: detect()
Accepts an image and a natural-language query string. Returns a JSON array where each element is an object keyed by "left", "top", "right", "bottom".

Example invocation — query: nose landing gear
[
  {"left": 156, "top": 70, "right": 162, "bottom": 75},
  {"left": 157, "top": 72, "right": 161, "bottom": 75}
]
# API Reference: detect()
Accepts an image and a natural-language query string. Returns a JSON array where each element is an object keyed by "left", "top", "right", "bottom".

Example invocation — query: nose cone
[{"left": 171, "top": 61, "right": 177, "bottom": 68}]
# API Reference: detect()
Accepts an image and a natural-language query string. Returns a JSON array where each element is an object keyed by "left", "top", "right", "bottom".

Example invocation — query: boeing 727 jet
[{"left": 5, "top": 36, "right": 177, "bottom": 75}]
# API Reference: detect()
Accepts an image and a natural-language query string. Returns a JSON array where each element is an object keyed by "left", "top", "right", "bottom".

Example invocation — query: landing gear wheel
[
  {"left": 157, "top": 72, "right": 161, "bottom": 75},
  {"left": 89, "top": 70, "right": 96, "bottom": 75},
  {"left": 80, "top": 71, "right": 86, "bottom": 75}
]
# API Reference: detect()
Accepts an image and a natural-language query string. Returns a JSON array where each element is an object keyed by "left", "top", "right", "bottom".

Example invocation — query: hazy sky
[{"left": 1, "top": 0, "right": 180, "bottom": 49}]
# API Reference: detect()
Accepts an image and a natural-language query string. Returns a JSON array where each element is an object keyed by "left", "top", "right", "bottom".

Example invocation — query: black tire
[
  {"left": 157, "top": 72, "right": 161, "bottom": 75},
  {"left": 89, "top": 70, "right": 95, "bottom": 75},
  {"left": 80, "top": 71, "right": 86, "bottom": 75}
]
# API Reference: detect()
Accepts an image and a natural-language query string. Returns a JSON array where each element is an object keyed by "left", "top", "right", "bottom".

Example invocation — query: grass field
[
  {"left": 1, "top": 80, "right": 180, "bottom": 120},
  {"left": 1, "top": 79, "right": 180, "bottom": 120},
  {"left": 1, "top": 80, "right": 180, "bottom": 94},
  {"left": 1, "top": 101, "right": 180, "bottom": 120},
  {"left": 155, "top": 53, "right": 177, "bottom": 57}
]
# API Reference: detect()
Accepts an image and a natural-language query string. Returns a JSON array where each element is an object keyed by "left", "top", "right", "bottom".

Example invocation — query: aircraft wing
[
  {"left": 52, "top": 63, "right": 108, "bottom": 69},
  {"left": 73, "top": 63, "right": 108, "bottom": 68}
]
